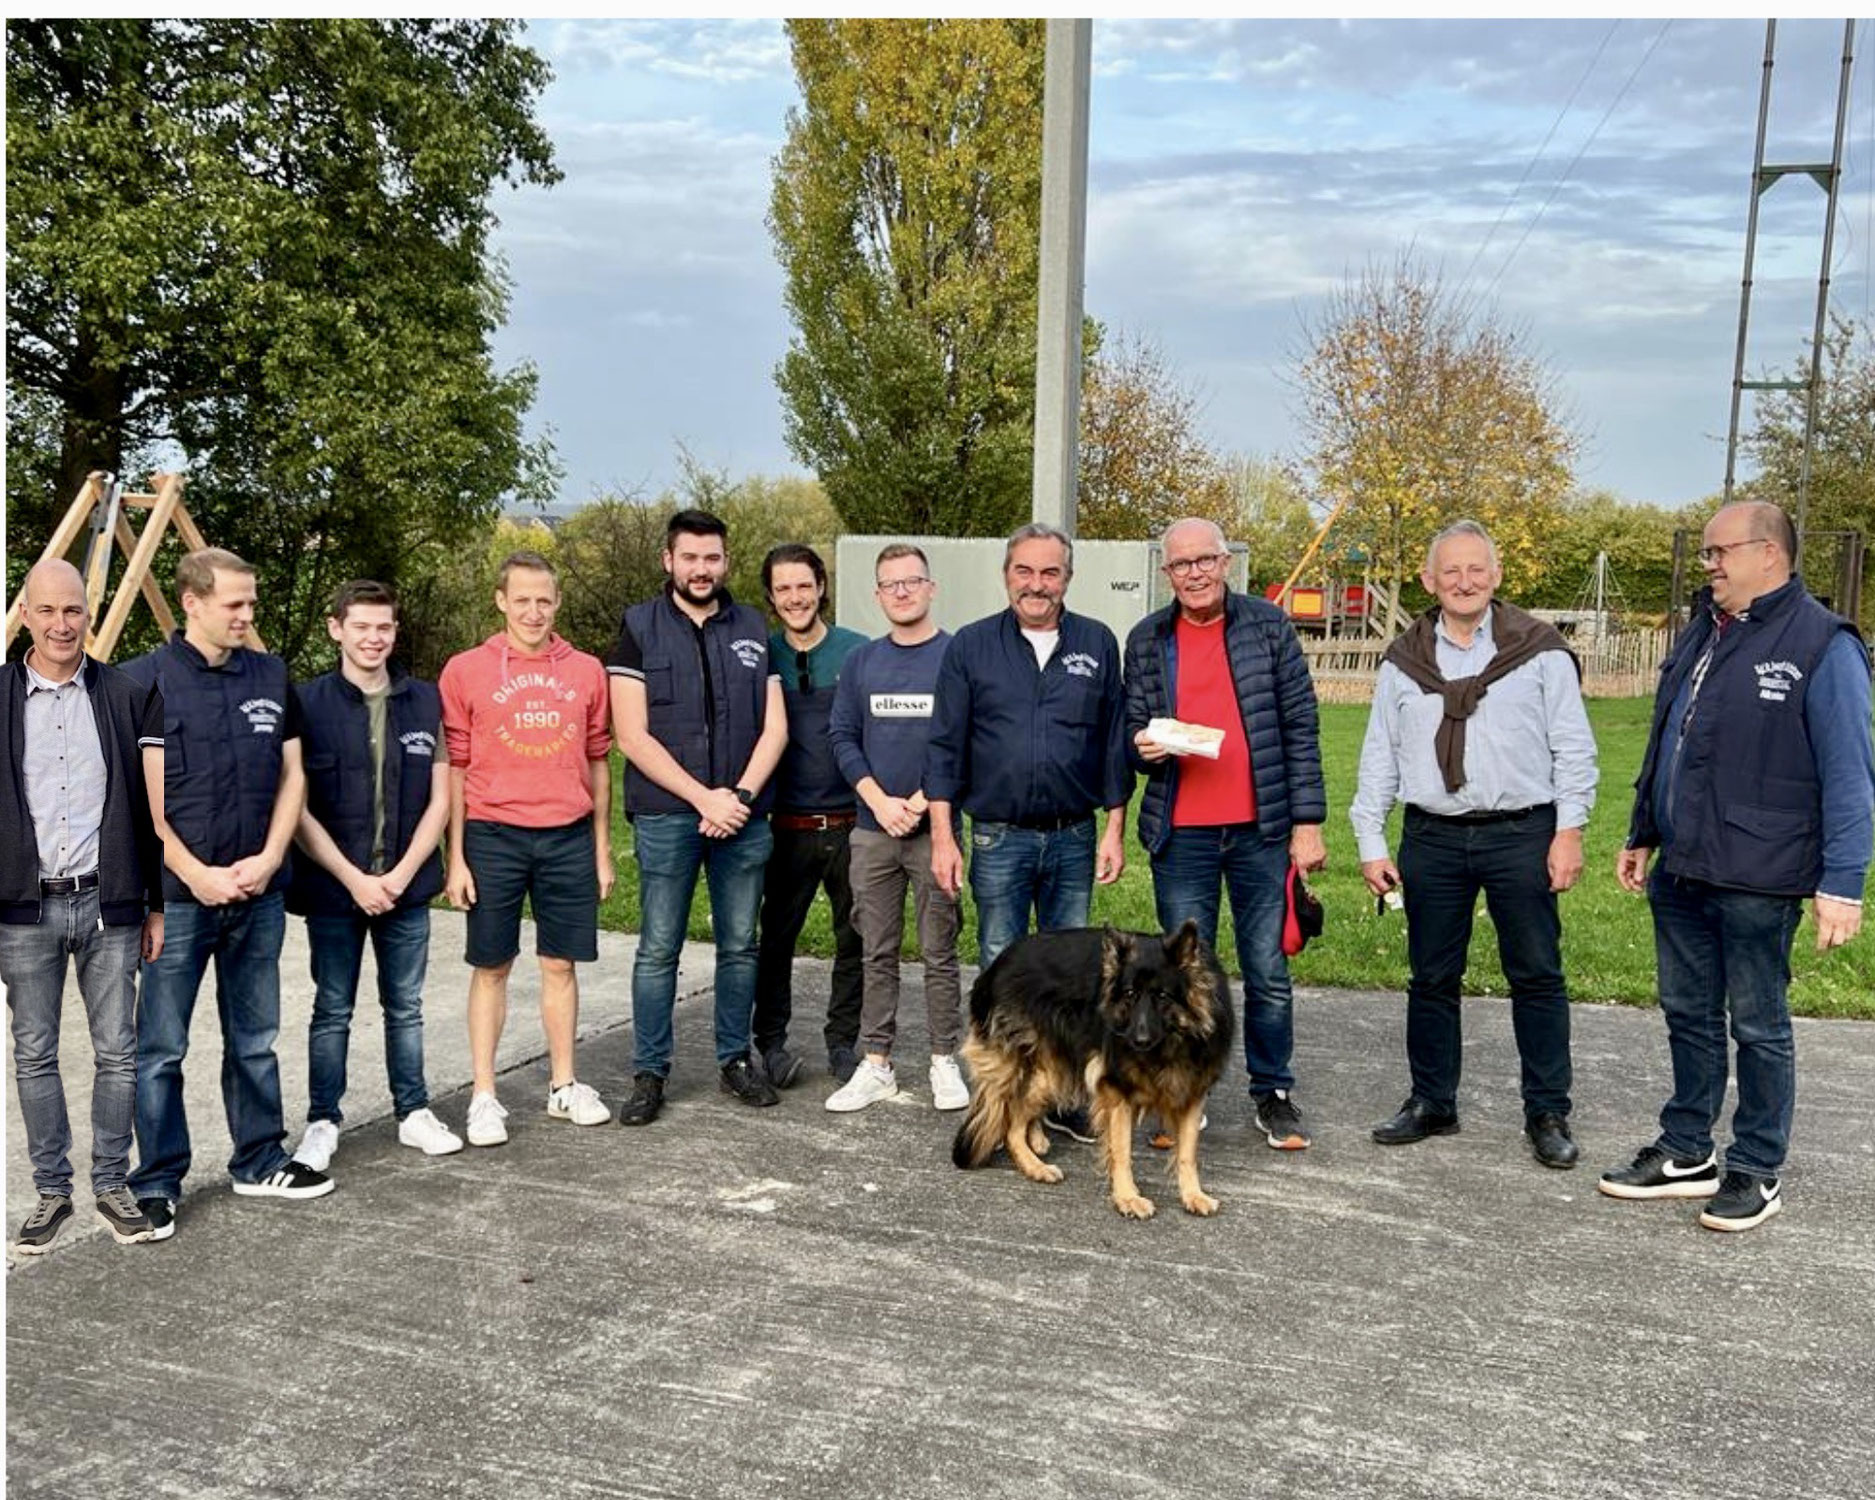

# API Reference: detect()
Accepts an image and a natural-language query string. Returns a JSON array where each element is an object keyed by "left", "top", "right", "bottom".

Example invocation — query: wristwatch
[{"left": 733, "top": 786, "right": 755, "bottom": 808}]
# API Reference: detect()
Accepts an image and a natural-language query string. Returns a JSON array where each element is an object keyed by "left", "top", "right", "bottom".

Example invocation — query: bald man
[
  {"left": 1604, "top": 501, "right": 1874, "bottom": 1232},
  {"left": 2, "top": 561, "right": 165, "bottom": 1251}
]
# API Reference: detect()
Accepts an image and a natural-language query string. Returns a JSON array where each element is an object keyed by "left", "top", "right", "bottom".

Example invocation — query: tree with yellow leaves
[{"left": 1292, "top": 256, "right": 1578, "bottom": 628}]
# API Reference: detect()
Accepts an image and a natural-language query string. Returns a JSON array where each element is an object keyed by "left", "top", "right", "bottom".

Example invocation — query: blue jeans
[
  {"left": 968, "top": 818, "right": 1095, "bottom": 973},
  {"left": 1150, "top": 823, "right": 1294, "bottom": 1094},
  {"left": 1649, "top": 871, "right": 1802, "bottom": 1177},
  {"left": 129, "top": 892, "right": 291, "bottom": 1200},
  {"left": 631, "top": 813, "right": 772, "bottom": 1074},
  {"left": 1398, "top": 806, "right": 1571, "bottom": 1120},
  {"left": 305, "top": 905, "right": 432, "bottom": 1124},
  {"left": 0, "top": 889, "right": 141, "bottom": 1195}
]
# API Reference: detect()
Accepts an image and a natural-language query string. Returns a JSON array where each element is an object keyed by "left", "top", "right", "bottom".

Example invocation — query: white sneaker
[
  {"left": 293, "top": 1119, "right": 339, "bottom": 1173},
  {"left": 929, "top": 1054, "right": 970, "bottom": 1111},
  {"left": 825, "top": 1058, "right": 899, "bottom": 1113},
  {"left": 546, "top": 1079, "right": 610, "bottom": 1126},
  {"left": 466, "top": 1091, "right": 509, "bottom": 1147},
  {"left": 398, "top": 1108, "right": 465, "bottom": 1156}
]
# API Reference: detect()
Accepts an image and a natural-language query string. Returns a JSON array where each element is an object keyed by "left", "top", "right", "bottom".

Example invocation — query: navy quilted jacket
[{"left": 1122, "top": 590, "right": 1326, "bottom": 854}]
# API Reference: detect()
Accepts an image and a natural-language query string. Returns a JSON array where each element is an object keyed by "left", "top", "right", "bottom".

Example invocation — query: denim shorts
[{"left": 462, "top": 819, "right": 600, "bottom": 967}]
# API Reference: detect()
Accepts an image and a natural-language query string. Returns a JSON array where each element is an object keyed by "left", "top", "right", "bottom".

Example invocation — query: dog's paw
[
  {"left": 1028, "top": 1123, "right": 1051, "bottom": 1156},
  {"left": 1018, "top": 1160, "right": 1064, "bottom": 1184},
  {"left": 1180, "top": 1190, "right": 1220, "bottom": 1217},
  {"left": 1113, "top": 1193, "right": 1157, "bottom": 1220}
]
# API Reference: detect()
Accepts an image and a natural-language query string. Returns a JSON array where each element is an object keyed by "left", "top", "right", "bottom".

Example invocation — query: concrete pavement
[{"left": 6, "top": 914, "right": 1873, "bottom": 1499}]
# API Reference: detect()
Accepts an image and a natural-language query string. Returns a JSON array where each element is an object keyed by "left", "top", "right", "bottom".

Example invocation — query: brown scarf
[{"left": 1383, "top": 600, "right": 1579, "bottom": 794}]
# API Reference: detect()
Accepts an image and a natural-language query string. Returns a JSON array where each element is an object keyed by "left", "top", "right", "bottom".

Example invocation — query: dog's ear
[
  {"left": 1100, "top": 924, "right": 1135, "bottom": 986},
  {"left": 1164, "top": 917, "right": 1203, "bottom": 968}
]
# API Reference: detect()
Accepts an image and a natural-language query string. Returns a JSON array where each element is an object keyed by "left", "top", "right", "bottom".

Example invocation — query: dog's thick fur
[{"left": 952, "top": 921, "right": 1234, "bottom": 1219}]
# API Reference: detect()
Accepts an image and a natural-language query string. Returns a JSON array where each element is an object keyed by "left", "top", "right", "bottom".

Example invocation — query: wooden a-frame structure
[{"left": 3, "top": 470, "right": 264, "bottom": 662}]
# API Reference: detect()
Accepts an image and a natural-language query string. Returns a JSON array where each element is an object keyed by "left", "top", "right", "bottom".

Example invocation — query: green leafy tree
[
  {"left": 1743, "top": 314, "right": 1875, "bottom": 629},
  {"left": 1226, "top": 455, "right": 1322, "bottom": 587},
  {"left": 6, "top": 19, "right": 560, "bottom": 670},
  {"left": 769, "top": 18, "right": 1045, "bottom": 538},
  {"left": 1291, "top": 255, "right": 1578, "bottom": 627}
]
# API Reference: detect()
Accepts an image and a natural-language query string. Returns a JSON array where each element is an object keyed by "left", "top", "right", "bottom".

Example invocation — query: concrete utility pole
[{"left": 1031, "top": 18, "right": 1091, "bottom": 534}]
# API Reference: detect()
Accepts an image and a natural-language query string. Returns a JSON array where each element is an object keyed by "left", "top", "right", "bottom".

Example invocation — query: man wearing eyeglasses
[
  {"left": 824, "top": 545, "right": 969, "bottom": 1114},
  {"left": 749, "top": 544, "right": 867, "bottom": 1090},
  {"left": 1123, "top": 518, "right": 1328, "bottom": 1151},
  {"left": 1602, "top": 500, "right": 1872, "bottom": 1232},
  {"left": 927, "top": 523, "right": 1132, "bottom": 1051},
  {"left": 608, "top": 509, "right": 789, "bottom": 1126},
  {"left": 1351, "top": 520, "right": 1597, "bottom": 1171}
]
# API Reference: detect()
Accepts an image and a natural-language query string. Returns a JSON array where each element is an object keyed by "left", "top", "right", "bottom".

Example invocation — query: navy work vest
[
  {"left": 288, "top": 669, "right": 445, "bottom": 916},
  {"left": 1634, "top": 578, "right": 1861, "bottom": 896},
  {"left": 620, "top": 590, "right": 774, "bottom": 817},
  {"left": 122, "top": 633, "right": 292, "bottom": 905}
]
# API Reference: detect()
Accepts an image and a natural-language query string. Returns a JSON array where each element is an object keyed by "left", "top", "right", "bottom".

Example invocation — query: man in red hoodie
[{"left": 440, "top": 550, "right": 615, "bottom": 1145}]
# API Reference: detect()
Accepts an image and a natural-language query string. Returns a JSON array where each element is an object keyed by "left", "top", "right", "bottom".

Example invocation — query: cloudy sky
[{"left": 488, "top": 15, "right": 1875, "bottom": 511}]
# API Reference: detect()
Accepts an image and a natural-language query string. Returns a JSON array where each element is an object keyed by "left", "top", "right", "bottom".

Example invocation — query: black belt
[
  {"left": 1007, "top": 812, "right": 1093, "bottom": 833},
  {"left": 1407, "top": 804, "right": 1551, "bottom": 825},
  {"left": 40, "top": 870, "right": 100, "bottom": 895},
  {"left": 772, "top": 811, "right": 857, "bottom": 832}
]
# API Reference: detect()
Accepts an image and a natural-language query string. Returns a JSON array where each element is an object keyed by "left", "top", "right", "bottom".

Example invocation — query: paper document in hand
[{"left": 1145, "top": 717, "right": 1224, "bottom": 759}]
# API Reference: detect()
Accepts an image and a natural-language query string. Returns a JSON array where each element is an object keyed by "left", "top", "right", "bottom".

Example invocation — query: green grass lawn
[{"left": 598, "top": 698, "right": 1875, "bottom": 1020}]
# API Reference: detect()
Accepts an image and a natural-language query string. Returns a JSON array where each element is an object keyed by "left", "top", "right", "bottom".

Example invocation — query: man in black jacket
[
  {"left": 1124, "top": 518, "right": 1328, "bottom": 1150},
  {"left": 1, "top": 560, "right": 163, "bottom": 1251},
  {"left": 287, "top": 581, "right": 461, "bottom": 1175}
]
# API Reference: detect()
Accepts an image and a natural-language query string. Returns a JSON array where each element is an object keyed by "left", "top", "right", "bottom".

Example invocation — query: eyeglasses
[
  {"left": 1696, "top": 538, "right": 1771, "bottom": 566},
  {"left": 875, "top": 577, "right": 931, "bottom": 595},
  {"left": 1165, "top": 552, "right": 1228, "bottom": 578},
  {"left": 794, "top": 649, "right": 813, "bottom": 694}
]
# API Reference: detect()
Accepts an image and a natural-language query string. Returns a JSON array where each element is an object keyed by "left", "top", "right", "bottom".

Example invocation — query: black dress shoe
[
  {"left": 1372, "top": 1097, "right": 1460, "bottom": 1145},
  {"left": 1526, "top": 1112, "right": 1580, "bottom": 1169}
]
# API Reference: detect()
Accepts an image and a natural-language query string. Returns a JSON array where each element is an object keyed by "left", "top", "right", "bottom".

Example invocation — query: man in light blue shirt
[{"left": 1351, "top": 520, "right": 1598, "bottom": 1169}]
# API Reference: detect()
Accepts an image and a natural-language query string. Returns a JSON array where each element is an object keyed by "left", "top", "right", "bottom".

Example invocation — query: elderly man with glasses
[
  {"left": 1123, "top": 518, "right": 1328, "bottom": 1151},
  {"left": 749, "top": 543, "right": 868, "bottom": 1089},
  {"left": 1603, "top": 500, "right": 1873, "bottom": 1231}
]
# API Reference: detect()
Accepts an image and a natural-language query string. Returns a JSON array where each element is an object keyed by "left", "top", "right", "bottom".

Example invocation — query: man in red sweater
[{"left": 440, "top": 551, "right": 615, "bottom": 1145}]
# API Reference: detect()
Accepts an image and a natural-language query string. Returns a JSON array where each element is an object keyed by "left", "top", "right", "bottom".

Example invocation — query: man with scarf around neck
[
  {"left": 1350, "top": 519, "right": 1598, "bottom": 1168},
  {"left": 1601, "top": 501, "right": 1872, "bottom": 1232}
]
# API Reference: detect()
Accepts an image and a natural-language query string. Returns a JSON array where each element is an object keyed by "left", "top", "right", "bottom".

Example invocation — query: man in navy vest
[
  {"left": 1603, "top": 501, "right": 1874, "bottom": 1231},
  {"left": 1124, "top": 518, "right": 1328, "bottom": 1152},
  {"left": 609, "top": 509, "right": 789, "bottom": 1125},
  {"left": 749, "top": 543, "right": 867, "bottom": 1089},
  {"left": 123, "top": 548, "right": 333, "bottom": 1242},
  {"left": 2, "top": 559, "right": 164, "bottom": 1251},
  {"left": 287, "top": 580, "right": 462, "bottom": 1174}
]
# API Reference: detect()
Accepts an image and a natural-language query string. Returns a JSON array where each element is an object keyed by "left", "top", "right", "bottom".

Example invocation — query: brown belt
[{"left": 771, "top": 811, "right": 857, "bottom": 832}]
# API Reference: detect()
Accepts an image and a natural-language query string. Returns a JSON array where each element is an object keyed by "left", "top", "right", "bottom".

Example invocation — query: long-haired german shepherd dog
[{"left": 951, "top": 921, "right": 1234, "bottom": 1219}]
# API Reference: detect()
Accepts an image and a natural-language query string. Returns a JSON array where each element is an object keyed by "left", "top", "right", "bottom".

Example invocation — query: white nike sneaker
[
  {"left": 928, "top": 1054, "right": 970, "bottom": 1111},
  {"left": 466, "top": 1091, "right": 509, "bottom": 1147},
  {"left": 825, "top": 1059, "right": 899, "bottom": 1113},
  {"left": 398, "top": 1107, "right": 465, "bottom": 1156},
  {"left": 293, "top": 1119, "right": 340, "bottom": 1173}
]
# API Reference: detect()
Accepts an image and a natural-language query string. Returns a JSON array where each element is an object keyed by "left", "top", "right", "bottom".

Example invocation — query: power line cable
[
  {"left": 1456, "top": 19, "right": 1622, "bottom": 305},
  {"left": 1482, "top": 18, "right": 1675, "bottom": 303}
]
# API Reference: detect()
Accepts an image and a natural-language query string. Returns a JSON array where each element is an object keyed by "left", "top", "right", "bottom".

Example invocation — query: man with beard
[
  {"left": 749, "top": 544, "right": 867, "bottom": 1089},
  {"left": 610, "top": 510, "right": 789, "bottom": 1125},
  {"left": 926, "top": 523, "right": 1131, "bottom": 1138}
]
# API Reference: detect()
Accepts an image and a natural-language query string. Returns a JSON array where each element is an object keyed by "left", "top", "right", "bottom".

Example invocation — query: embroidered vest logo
[
  {"left": 1753, "top": 658, "right": 1803, "bottom": 703},
  {"left": 400, "top": 728, "right": 437, "bottom": 757},
  {"left": 730, "top": 637, "right": 767, "bottom": 671},
  {"left": 239, "top": 697, "right": 284, "bottom": 734},
  {"left": 1061, "top": 651, "right": 1100, "bottom": 680}
]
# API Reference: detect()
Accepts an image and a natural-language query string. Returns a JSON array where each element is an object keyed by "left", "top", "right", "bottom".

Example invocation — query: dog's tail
[
  {"left": 952, "top": 1116, "right": 986, "bottom": 1169},
  {"left": 952, "top": 1035, "right": 1017, "bottom": 1168}
]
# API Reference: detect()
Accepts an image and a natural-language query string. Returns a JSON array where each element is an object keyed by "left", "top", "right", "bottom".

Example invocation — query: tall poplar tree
[{"left": 769, "top": 18, "right": 1045, "bottom": 537}]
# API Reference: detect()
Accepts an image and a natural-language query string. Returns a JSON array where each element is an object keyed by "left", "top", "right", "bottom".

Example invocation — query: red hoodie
[{"left": 440, "top": 632, "right": 612, "bottom": 828}]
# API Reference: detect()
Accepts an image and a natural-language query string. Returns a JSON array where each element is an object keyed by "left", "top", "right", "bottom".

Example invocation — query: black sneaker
[
  {"left": 137, "top": 1197, "right": 177, "bottom": 1242},
  {"left": 1042, "top": 1105, "right": 1096, "bottom": 1143},
  {"left": 1597, "top": 1144, "right": 1720, "bottom": 1200},
  {"left": 828, "top": 1044, "right": 859, "bottom": 1085},
  {"left": 720, "top": 1056, "right": 780, "bottom": 1108},
  {"left": 231, "top": 1161, "right": 335, "bottom": 1199},
  {"left": 94, "top": 1185, "right": 154, "bottom": 1244},
  {"left": 15, "top": 1193, "right": 73, "bottom": 1255},
  {"left": 1253, "top": 1090, "right": 1311, "bottom": 1150},
  {"left": 617, "top": 1072, "right": 666, "bottom": 1127},
  {"left": 1699, "top": 1170, "right": 1783, "bottom": 1232},
  {"left": 761, "top": 1045, "right": 804, "bottom": 1090}
]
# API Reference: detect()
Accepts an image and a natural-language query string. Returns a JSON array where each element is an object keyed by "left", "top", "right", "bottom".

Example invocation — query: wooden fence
[{"left": 1302, "top": 627, "right": 1670, "bottom": 702}]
